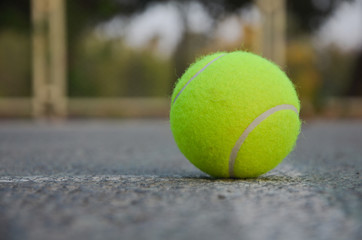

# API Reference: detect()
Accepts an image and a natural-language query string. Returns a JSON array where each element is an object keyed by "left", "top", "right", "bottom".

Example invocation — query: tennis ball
[{"left": 170, "top": 51, "right": 301, "bottom": 178}]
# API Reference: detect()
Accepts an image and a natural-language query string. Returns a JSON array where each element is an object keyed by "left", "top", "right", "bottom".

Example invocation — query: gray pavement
[{"left": 0, "top": 120, "right": 361, "bottom": 240}]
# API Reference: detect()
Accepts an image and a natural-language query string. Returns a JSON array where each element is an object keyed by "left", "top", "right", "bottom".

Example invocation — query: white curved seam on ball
[
  {"left": 172, "top": 54, "right": 227, "bottom": 105},
  {"left": 228, "top": 104, "right": 299, "bottom": 178}
]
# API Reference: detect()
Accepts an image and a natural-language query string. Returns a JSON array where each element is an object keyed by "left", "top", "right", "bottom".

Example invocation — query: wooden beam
[
  {"left": 0, "top": 99, "right": 32, "bottom": 118},
  {"left": 49, "top": 0, "right": 67, "bottom": 118},
  {"left": 68, "top": 98, "right": 170, "bottom": 118},
  {"left": 31, "top": 0, "right": 67, "bottom": 119},
  {"left": 255, "top": 0, "right": 286, "bottom": 67},
  {"left": 32, "top": 0, "right": 48, "bottom": 118}
]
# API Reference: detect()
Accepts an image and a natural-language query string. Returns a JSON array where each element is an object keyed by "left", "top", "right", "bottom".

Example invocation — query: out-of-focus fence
[
  {"left": 0, "top": 0, "right": 361, "bottom": 119},
  {"left": 1, "top": 0, "right": 287, "bottom": 119}
]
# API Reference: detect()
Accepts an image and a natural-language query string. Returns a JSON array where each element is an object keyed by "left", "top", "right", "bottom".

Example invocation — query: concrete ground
[{"left": 0, "top": 120, "right": 361, "bottom": 240}]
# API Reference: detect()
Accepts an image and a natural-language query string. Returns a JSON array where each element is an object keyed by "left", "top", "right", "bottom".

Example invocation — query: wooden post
[
  {"left": 255, "top": 0, "right": 286, "bottom": 68},
  {"left": 49, "top": 0, "right": 67, "bottom": 118},
  {"left": 32, "top": 0, "right": 48, "bottom": 118},
  {"left": 32, "top": 0, "right": 67, "bottom": 119}
]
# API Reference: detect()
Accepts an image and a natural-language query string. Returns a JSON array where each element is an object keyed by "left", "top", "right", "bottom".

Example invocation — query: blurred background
[{"left": 0, "top": 0, "right": 361, "bottom": 119}]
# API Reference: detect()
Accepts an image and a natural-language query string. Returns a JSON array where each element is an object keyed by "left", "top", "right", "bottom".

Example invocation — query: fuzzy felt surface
[{"left": 170, "top": 51, "right": 301, "bottom": 178}]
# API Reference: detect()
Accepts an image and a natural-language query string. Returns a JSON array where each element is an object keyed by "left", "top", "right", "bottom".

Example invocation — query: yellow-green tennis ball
[{"left": 170, "top": 51, "right": 301, "bottom": 178}]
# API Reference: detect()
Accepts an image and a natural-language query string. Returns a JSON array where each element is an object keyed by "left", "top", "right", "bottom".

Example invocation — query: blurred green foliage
[
  {"left": 0, "top": 0, "right": 31, "bottom": 97},
  {"left": 0, "top": 30, "right": 31, "bottom": 97},
  {"left": 318, "top": 48, "right": 357, "bottom": 98},
  {"left": 0, "top": 0, "right": 30, "bottom": 31},
  {"left": 69, "top": 33, "right": 172, "bottom": 97},
  {"left": 287, "top": 0, "right": 354, "bottom": 34}
]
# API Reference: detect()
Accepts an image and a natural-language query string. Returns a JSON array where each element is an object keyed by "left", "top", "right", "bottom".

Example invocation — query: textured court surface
[{"left": 0, "top": 120, "right": 361, "bottom": 240}]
